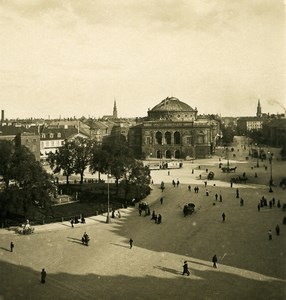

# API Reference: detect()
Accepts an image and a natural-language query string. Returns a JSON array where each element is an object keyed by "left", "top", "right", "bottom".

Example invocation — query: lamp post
[
  {"left": 268, "top": 151, "right": 273, "bottom": 193},
  {"left": 106, "top": 170, "right": 110, "bottom": 223}
]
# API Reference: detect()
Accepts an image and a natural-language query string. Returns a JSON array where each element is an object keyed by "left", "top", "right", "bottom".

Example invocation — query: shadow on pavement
[{"left": 110, "top": 242, "right": 129, "bottom": 249}]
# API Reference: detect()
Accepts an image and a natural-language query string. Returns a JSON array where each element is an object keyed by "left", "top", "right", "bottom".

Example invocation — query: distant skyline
[{"left": 0, "top": 1, "right": 285, "bottom": 120}]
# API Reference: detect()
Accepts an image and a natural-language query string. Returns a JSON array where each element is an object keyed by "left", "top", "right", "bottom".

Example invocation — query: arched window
[
  {"left": 155, "top": 131, "right": 163, "bottom": 145},
  {"left": 175, "top": 150, "right": 180, "bottom": 158},
  {"left": 174, "top": 131, "right": 181, "bottom": 144},
  {"left": 156, "top": 150, "right": 162, "bottom": 159},
  {"left": 165, "top": 132, "right": 171, "bottom": 144},
  {"left": 166, "top": 150, "right": 171, "bottom": 159}
]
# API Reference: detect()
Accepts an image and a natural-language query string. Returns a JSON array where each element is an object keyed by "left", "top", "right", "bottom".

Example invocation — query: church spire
[
  {"left": 257, "top": 99, "right": 262, "bottom": 117},
  {"left": 113, "top": 99, "right": 118, "bottom": 118}
]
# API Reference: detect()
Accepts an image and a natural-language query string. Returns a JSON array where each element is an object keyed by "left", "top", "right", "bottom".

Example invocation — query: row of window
[
  {"left": 40, "top": 140, "right": 64, "bottom": 147},
  {"left": 41, "top": 133, "right": 62, "bottom": 139}
]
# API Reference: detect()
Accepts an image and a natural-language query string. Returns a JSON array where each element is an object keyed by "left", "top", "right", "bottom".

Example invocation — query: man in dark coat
[
  {"left": 182, "top": 261, "right": 190, "bottom": 276},
  {"left": 212, "top": 255, "right": 217, "bottom": 268},
  {"left": 41, "top": 269, "right": 47, "bottom": 283}
]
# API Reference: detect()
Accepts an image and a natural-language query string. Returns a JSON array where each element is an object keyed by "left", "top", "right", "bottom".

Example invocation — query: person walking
[
  {"left": 10, "top": 242, "right": 14, "bottom": 252},
  {"left": 236, "top": 188, "right": 239, "bottom": 198},
  {"left": 212, "top": 255, "right": 218, "bottom": 268},
  {"left": 275, "top": 225, "right": 280, "bottom": 236},
  {"left": 41, "top": 268, "right": 47, "bottom": 283},
  {"left": 222, "top": 212, "right": 226, "bottom": 222},
  {"left": 182, "top": 261, "right": 190, "bottom": 276},
  {"left": 215, "top": 194, "right": 218, "bottom": 201},
  {"left": 70, "top": 219, "right": 74, "bottom": 228},
  {"left": 160, "top": 197, "right": 163, "bottom": 205},
  {"left": 219, "top": 194, "right": 222, "bottom": 202},
  {"left": 129, "top": 238, "right": 133, "bottom": 249}
]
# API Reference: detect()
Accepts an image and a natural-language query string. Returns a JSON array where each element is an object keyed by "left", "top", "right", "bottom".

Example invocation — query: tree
[
  {"left": 89, "top": 143, "right": 109, "bottom": 182},
  {"left": 0, "top": 140, "right": 14, "bottom": 188},
  {"left": 0, "top": 145, "right": 55, "bottom": 219},
  {"left": 47, "top": 141, "right": 76, "bottom": 184},
  {"left": 73, "top": 137, "right": 93, "bottom": 184},
  {"left": 102, "top": 135, "right": 135, "bottom": 195}
]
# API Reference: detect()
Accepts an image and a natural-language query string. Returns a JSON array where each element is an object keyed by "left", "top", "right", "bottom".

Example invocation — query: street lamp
[
  {"left": 106, "top": 170, "right": 111, "bottom": 223},
  {"left": 268, "top": 151, "right": 273, "bottom": 193}
]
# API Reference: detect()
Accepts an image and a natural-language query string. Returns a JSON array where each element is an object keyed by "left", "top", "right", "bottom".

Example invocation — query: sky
[{"left": 0, "top": 0, "right": 285, "bottom": 119}]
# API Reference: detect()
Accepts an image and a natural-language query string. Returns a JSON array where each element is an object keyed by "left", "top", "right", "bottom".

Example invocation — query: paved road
[{"left": 0, "top": 146, "right": 285, "bottom": 300}]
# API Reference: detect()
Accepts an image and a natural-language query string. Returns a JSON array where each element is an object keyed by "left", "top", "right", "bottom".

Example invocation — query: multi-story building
[{"left": 128, "top": 97, "right": 220, "bottom": 159}]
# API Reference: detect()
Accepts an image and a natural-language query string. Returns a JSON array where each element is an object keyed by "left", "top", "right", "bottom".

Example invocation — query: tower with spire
[
  {"left": 113, "top": 99, "right": 118, "bottom": 119},
  {"left": 256, "top": 99, "right": 262, "bottom": 117}
]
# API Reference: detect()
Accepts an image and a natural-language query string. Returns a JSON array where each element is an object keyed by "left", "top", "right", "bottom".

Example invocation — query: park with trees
[{"left": 0, "top": 135, "right": 151, "bottom": 226}]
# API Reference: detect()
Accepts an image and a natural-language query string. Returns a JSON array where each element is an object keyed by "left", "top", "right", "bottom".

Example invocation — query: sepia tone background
[{"left": 0, "top": 0, "right": 285, "bottom": 119}]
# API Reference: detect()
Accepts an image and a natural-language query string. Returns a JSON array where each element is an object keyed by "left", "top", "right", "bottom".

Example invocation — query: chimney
[{"left": 1, "top": 110, "right": 4, "bottom": 124}]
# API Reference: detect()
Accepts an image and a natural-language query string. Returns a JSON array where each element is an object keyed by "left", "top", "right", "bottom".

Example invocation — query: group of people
[
  {"left": 151, "top": 210, "right": 162, "bottom": 224},
  {"left": 70, "top": 216, "right": 86, "bottom": 227},
  {"left": 258, "top": 196, "right": 281, "bottom": 211},
  {"left": 81, "top": 232, "right": 90, "bottom": 246}
]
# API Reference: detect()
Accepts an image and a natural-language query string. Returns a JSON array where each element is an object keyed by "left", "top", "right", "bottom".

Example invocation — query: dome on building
[
  {"left": 150, "top": 97, "right": 195, "bottom": 112},
  {"left": 147, "top": 97, "right": 198, "bottom": 121}
]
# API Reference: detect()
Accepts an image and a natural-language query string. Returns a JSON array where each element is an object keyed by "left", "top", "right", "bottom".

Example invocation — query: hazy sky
[{"left": 0, "top": 0, "right": 285, "bottom": 119}]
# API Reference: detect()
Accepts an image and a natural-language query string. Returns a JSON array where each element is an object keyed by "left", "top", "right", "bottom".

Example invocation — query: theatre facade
[{"left": 128, "top": 97, "right": 220, "bottom": 159}]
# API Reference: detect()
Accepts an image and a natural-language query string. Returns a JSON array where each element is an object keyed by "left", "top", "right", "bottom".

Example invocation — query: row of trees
[
  {"left": 47, "top": 135, "right": 151, "bottom": 196},
  {"left": 0, "top": 135, "right": 151, "bottom": 220}
]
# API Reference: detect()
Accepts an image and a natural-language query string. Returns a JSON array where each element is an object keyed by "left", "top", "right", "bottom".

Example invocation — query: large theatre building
[{"left": 128, "top": 97, "right": 220, "bottom": 160}]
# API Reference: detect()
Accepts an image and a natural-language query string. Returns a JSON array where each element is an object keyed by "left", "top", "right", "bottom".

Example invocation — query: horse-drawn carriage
[
  {"left": 183, "top": 203, "right": 195, "bottom": 217},
  {"left": 231, "top": 176, "right": 248, "bottom": 184},
  {"left": 17, "top": 223, "right": 34, "bottom": 235},
  {"left": 207, "top": 171, "right": 215, "bottom": 180},
  {"left": 221, "top": 166, "right": 237, "bottom": 173}
]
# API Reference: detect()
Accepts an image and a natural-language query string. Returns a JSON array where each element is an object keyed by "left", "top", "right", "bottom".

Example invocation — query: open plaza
[{"left": 0, "top": 141, "right": 285, "bottom": 300}]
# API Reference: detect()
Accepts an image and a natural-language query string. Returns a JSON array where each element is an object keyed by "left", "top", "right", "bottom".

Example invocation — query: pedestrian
[
  {"left": 176, "top": 180, "right": 180, "bottom": 187},
  {"left": 10, "top": 242, "right": 14, "bottom": 252},
  {"left": 151, "top": 210, "right": 156, "bottom": 220},
  {"left": 212, "top": 255, "right": 217, "bottom": 268},
  {"left": 158, "top": 214, "right": 162, "bottom": 224},
  {"left": 206, "top": 189, "right": 209, "bottom": 196},
  {"left": 240, "top": 198, "right": 244, "bottom": 206},
  {"left": 236, "top": 188, "right": 239, "bottom": 198},
  {"left": 199, "top": 174, "right": 202, "bottom": 179},
  {"left": 272, "top": 198, "right": 275, "bottom": 206},
  {"left": 117, "top": 210, "right": 121, "bottom": 218},
  {"left": 215, "top": 194, "right": 218, "bottom": 201},
  {"left": 182, "top": 261, "right": 190, "bottom": 276},
  {"left": 160, "top": 197, "right": 163, "bottom": 205},
  {"left": 70, "top": 219, "right": 74, "bottom": 228},
  {"left": 129, "top": 238, "right": 133, "bottom": 249},
  {"left": 154, "top": 214, "right": 158, "bottom": 224},
  {"left": 219, "top": 194, "right": 222, "bottom": 202},
  {"left": 257, "top": 203, "right": 260, "bottom": 212},
  {"left": 188, "top": 185, "right": 191, "bottom": 191},
  {"left": 41, "top": 268, "right": 47, "bottom": 283},
  {"left": 277, "top": 200, "right": 281, "bottom": 208},
  {"left": 192, "top": 169, "right": 194, "bottom": 174},
  {"left": 269, "top": 200, "right": 272, "bottom": 209},
  {"left": 275, "top": 225, "right": 280, "bottom": 236},
  {"left": 268, "top": 229, "right": 272, "bottom": 240},
  {"left": 222, "top": 212, "right": 226, "bottom": 222},
  {"left": 172, "top": 180, "right": 176, "bottom": 187},
  {"left": 230, "top": 181, "right": 233, "bottom": 188},
  {"left": 204, "top": 181, "right": 207, "bottom": 187}
]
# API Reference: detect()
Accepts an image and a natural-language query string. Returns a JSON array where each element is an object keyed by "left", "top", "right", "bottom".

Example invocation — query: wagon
[{"left": 183, "top": 203, "right": 195, "bottom": 217}]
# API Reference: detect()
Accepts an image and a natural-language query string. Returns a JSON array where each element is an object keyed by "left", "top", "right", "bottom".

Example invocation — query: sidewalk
[{"left": 0, "top": 207, "right": 135, "bottom": 236}]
